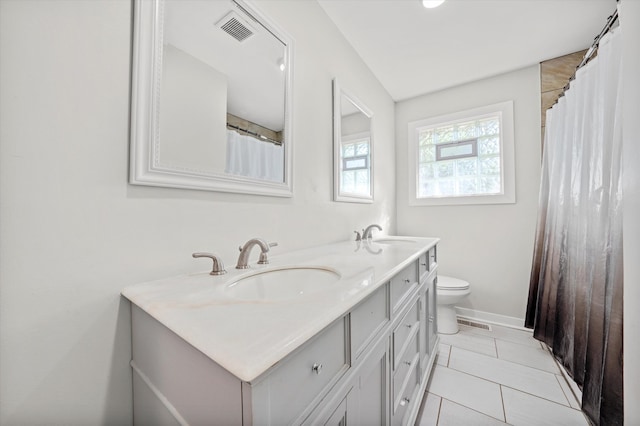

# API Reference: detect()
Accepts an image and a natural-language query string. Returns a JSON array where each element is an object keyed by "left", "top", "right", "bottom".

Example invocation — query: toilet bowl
[{"left": 436, "top": 275, "right": 471, "bottom": 334}]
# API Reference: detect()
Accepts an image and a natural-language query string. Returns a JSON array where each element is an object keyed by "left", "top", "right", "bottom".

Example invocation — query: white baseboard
[{"left": 455, "top": 307, "right": 529, "bottom": 331}]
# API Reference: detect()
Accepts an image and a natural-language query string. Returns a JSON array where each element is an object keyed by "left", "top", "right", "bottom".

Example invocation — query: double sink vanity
[
  {"left": 122, "top": 235, "right": 439, "bottom": 425},
  {"left": 126, "top": 0, "right": 440, "bottom": 422}
]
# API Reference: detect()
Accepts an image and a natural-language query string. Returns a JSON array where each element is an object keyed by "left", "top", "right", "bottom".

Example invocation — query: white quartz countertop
[{"left": 121, "top": 236, "right": 438, "bottom": 383}]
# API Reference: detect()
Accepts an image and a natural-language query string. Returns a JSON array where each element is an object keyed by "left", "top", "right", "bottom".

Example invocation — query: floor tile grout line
[
  {"left": 554, "top": 372, "right": 574, "bottom": 407},
  {"left": 442, "top": 366, "right": 571, "bottom": 407},
  {"left": 457, "top": 327, "right": 541, "bottom": 350},
  {"left": 440, "top": 361, "right": 576, "bottom": 408},
  {"left": 432, "top": 328, "right": 586, "bottom": 425},
  {"left": 432, "top": 394, "right": 508, "bottom": 424},
  {"left": 437, "top": 338, "right": 499, "bottom": 358},
  {"left": 435, "top": 395, "right": 443, "bottom": 425},
  {"left": 449, "top": 344, "right": 566, "bottom": 377},
  {"left": 500, "top": 383, "right": 587, "bottom": 412},
  {"left": 448, "top": 338, "right": 560, "bottom": 375},
  {"left": 544, "top": 342, "right": 583, "bottom": 404},
  {"left": 499, "top": 384, "right": 508, "bottom": 424},
  {"left": 430, "top": 366, "right": 584, "bottom": 423},
  {"left": 493, "top": 335, "right": 544, "bottom": 350}
]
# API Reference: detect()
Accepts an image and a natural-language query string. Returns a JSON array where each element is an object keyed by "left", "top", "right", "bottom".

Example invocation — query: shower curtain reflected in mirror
[
  {"left": 525, "top": 27, "right": 623, "bottom": 426},
  {"left": 225, "top": 129, "right": 284, "bottom": 183}
]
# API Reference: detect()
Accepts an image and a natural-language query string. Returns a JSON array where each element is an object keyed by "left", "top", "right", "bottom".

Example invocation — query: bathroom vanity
[{"left": 122, "top": 237, "right": 439, "bottom": 425}]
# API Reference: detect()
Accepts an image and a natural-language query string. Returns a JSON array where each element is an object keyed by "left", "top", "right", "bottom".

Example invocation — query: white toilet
[{"left": 436, "top": 275, "right": 471, "bottom": 334}]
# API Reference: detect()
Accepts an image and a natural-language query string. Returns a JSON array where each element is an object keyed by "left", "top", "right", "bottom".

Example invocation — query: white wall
[
  {"left": 620, "top": 0, "right": 640, "bottom": 422},
  {"left": 160, "top": 44, "right": 228, "bottom": 172},
  {"left": 0, "top": 0, "right": 395, "bottom": 424},
  {"left": 395, "top": 65, "right": 541, "bottom": 321}
]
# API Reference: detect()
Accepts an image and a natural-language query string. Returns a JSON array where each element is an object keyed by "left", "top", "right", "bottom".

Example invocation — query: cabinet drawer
[
  {"left": 392, "top": 356, "right": 420, "bottom": 426},
  {"left": 393, "top": 332, "right": 419, "bottom": 399},
  {"left": 253, "top": 318, "right": 349, "bottom": 425},
  {"left": 392, "top": 299, "right": 420, "bottom": 368},
  {"left": 351, "top": 284, "right": 389, "bottom": 359},
  {"left": 390, "top": 262, "right": 418, "bottom": 313}
]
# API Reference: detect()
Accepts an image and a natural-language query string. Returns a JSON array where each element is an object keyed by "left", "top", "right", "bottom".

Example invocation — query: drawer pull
[
  {"left": 404, "top": 360, "right": 412, "bottom": 366},
  {"left": 420, "top": 262, "right": 427, "bottom": 266},
  {"left": 405, "top": 323, "right": 413, "bottom": 329},
  {"left": 400, "top": 397, "right": 410, "bottom": 406},
  {"left": 312, "top": 363, "right": 323, "bottom": 375},
  {"left": 404, "top": 279, "right": 411, "bottom": 284},
  {"left": 429, "top": 316, "right": 434, "bottom": 323}
]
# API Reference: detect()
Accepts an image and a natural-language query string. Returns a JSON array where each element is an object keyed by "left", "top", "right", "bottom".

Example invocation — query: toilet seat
[{"left": 437, "top": 275, "right": 470, "bottom": 291}]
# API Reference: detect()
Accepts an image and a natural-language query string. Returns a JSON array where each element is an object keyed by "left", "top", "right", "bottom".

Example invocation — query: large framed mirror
[
  {"left": 130, "top": 0, "right": 293, "bottom": 197},
  {"left": 332, "top": 79, "right": 374, "bottom": 203}
]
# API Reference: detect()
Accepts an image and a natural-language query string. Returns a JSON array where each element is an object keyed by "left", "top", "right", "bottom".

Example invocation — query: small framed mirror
[
  {"left": 130, "top": 0, "right": 293, "bottom": 197},
  {"left": 333, "top": 79, "right": 374, "bottom": 203}
]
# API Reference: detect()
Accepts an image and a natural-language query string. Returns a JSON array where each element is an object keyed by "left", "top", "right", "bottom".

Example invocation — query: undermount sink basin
[
  {"left": 225, "top": 266, "right": 341, "bottom": 300},
  {"left": 373, "top": 238, "right": 417, "bottom": 244}
]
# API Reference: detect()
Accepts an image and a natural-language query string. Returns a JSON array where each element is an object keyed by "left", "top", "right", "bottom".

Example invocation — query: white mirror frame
[
  {"left": 129, "top": 0, "right": 294, "bottom": 197},
  {"left": 332, "top": 79, "right": 374, "bottom": 203}
]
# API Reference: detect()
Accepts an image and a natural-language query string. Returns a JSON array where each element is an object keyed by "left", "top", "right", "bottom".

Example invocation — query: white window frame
[{"left": 408, "top": 100, "right": 516, "bottom": 206}]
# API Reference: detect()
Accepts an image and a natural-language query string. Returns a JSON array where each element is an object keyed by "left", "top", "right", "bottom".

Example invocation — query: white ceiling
[{"left": 318, "top": 0, "right": 617, "bottom": 101}]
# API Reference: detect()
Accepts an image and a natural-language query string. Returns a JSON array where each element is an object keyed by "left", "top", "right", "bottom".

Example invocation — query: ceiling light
[{"left": 422, "top": 0, "right": 445, "bottom": 8}]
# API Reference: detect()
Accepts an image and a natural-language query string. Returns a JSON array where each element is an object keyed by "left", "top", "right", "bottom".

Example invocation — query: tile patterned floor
[{"left": 416, "top": 324, "right": 589, "bottom": 426}]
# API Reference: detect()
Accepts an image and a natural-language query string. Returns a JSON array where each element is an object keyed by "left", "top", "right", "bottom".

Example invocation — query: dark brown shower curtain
[{"left": 525, "top": 25, "right": 623, "bottom": 426}]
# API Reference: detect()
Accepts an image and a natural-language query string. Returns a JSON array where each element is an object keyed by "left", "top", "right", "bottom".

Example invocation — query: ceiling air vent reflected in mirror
[{"left": 216, "top": 11, "right": 255, "bottom": 42}]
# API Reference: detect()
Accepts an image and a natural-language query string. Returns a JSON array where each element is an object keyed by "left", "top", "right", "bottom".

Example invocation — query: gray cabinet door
[
  {"left": 429, "top": 275, "right": 438, "bottom": 352},
  {"left": 351, "top": 337, "right": 390, "bottom": 425}
]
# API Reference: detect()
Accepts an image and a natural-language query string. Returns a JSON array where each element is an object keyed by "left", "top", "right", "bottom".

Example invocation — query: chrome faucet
[
  {"left": 362, "top": 224, "right": 382, "bottom": 240},
  {"left": 236, "top": 238, "right": 278, "bottom": 269}
]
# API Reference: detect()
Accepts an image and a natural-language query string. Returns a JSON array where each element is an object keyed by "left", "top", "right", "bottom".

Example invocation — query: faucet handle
[
  {"left": 354, "top": 230, "right": 362, "bottom": 241},
  {"left": 258, "top": 241, "right": 278, "bottom": 264},
  {"left": 192, "top": 252, "right": 227, "bottom": 275}
]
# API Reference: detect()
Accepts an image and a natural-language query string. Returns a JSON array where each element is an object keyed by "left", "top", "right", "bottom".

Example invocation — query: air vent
[
  {"left": 215, "top": 11, "right": 255, "bottom": 42},
  {"left": 457, "top": 318, "right": 492, "bottom": 331}
]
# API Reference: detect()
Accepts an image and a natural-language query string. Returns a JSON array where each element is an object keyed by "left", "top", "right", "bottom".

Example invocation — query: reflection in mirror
[
  {"left": 130, "top": 0, "right": 293, "bottom": 196},
  {"left": 333, "top": 79, "right": 374, "bottom": 203}
]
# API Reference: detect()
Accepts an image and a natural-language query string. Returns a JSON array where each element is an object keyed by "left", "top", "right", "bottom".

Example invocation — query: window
[
  {"left": 340, "top": 133, "right": 371, "bottom": 196},
  {"left": 408, "top": 101, "right": 515, "bottom": 206}
]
